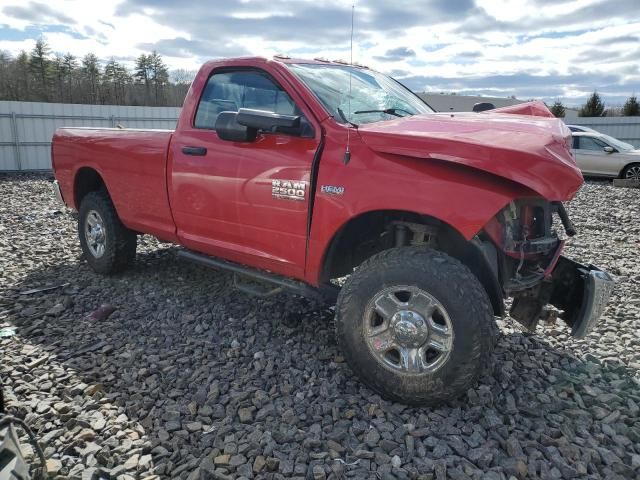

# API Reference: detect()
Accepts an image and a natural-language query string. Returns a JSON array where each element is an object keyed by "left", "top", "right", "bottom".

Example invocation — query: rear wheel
[
  {"left": 78, "top": 191, "right": 137, "bottom": 274},
  {"left": 622, "top": 163, "right": 640, "bottom": 181},
  {"left": 335, "top": 247, "right": 496, "bottom": 405}
]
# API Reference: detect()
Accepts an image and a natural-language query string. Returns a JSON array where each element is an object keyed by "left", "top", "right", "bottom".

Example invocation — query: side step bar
[{"left": 177, "top": 249, "right": 339, "bottom": 302}]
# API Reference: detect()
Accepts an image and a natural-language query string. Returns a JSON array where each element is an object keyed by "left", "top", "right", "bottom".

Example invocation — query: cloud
[
  {"left": 398, "top": 71, "right": 634, "bottom": 104},
  {"left": 457, "top": 0, "right": 639, "bottom": 36},
  {"left": 597, "top": 35, "right": 639, "bottom": 46},
  {"left": 0, "top": 0, "right": 638, "bottom": 105},
  {"left": 374, "top": 46, "right": 415, "bottom": 62},
  {"left": 115, "top": 0, "right": 357, "bottom": 46},
  {"left": 137, "top": 37, "right": 250, "bottom": 59},
  {"left": 3, "top": 2, "right": 76, "bottom": 25}
]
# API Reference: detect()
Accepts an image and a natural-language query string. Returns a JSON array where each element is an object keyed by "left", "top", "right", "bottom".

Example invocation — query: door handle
[{"left": 182, "top": 146, "right": 207, "bottom": 156}]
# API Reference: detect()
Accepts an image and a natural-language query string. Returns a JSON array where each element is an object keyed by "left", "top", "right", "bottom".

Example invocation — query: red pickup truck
[{"left": 52, "top": 56, "right": 614, "bottom": 405}]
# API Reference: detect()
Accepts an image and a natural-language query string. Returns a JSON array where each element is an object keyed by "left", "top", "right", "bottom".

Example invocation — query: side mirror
[
  {"left": 236, "top": 108, "right": 300, "bottom": 130},
  {"left": 473, "top": 102, "right": 495, "bottom": 113},
  {"left": 215, "top": 109, "right": 302, "bottom": 142},
  {"left": 215, "top": 111, "right": 257, "bottom": 142},
  {"left": 603, "top": 146, "right": 615, "bottom": 153}
]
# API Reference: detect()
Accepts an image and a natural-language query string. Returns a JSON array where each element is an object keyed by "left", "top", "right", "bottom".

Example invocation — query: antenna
[
  {"left": 344, "top": 4, "right": 355, "bottom": 165},
  {"left": 349, "top": 5, "right": 354, "bottom": 63}
]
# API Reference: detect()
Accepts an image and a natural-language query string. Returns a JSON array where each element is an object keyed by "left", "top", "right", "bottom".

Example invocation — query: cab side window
[
  {"left": 577, "top": 136, "right": 606, "bottom": 151},
  {"left": 194, "top": 70, "right": 298, "bottom": 130}
]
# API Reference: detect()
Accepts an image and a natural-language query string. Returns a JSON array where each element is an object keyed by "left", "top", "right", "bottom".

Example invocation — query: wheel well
[
  {"left": 321, "top": 210, "right": 504, "bottom": 315},
  {"left": 620, "top": 162, "right": 640, "bottom": 178},
  {"left": 74, "top": 167, "right": 106, "bottom": 208}
]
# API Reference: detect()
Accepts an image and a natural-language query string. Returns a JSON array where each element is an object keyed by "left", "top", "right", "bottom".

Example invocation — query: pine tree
[
  {"left": 0, "top": 51, "right": 13, "bottom": 100},
  {"left": 134, "top": 54, "right": 151, "bottom": 102},
  {"left": 623, "top": 95, "right": 639, "bottom": 116},
  {"left": 15, "top": 51, "right": 31, "bottom": 100},
  {"left": 148, "top": 51, "right": 169, "bottom": 106},
  {"left": 61, "top": 54, "right": 78, "bottom": 102},
  {"left": 29, "top": 39, "right": 51, "bottom": 100},
  {"left": 52, "top": 54, "right": 66, "bottom": 101},
  {"left": 81, "top": 53, "right": 101, "bottom": 103},
  {"left": 104, "top": 59, "right": 131, "bottom": 104},
  {"left": 0, "top": 47, "right": 193, "bottom": 106},
  {"left": 579, "top": 91, "right": 605, "bottom": 117},
  {"left": 550, "top": 100, "right": 565, "bottom": 118}
]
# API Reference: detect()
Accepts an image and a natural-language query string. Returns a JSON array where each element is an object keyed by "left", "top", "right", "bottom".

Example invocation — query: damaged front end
[{"left": 484, "top": 199, "right": 614, "bottom": 338}]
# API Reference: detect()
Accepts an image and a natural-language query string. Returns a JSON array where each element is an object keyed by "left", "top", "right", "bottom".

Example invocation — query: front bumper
[{"left": 549, "top": 257, "right": 615, "bottom": 338}]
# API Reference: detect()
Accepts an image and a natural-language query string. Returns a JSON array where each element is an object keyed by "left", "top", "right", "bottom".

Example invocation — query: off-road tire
[
  {"left": 335, "top": 247, "right": 496, "bottom": 406},
  {"left": 78, "top": 191, "right": 137, "bottom": 274},
  {"left": 0, "top": 423, "right": 29, "bottom": 480}
]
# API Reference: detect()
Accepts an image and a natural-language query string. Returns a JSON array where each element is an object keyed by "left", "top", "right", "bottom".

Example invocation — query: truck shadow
[{"left": 6, "top": 246, "right": 638, "bottom": 475}]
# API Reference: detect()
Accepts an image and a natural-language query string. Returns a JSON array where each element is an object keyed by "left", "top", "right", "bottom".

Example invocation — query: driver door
[{"left": 168, "top": 68, "right": 319, "bottom": 279}]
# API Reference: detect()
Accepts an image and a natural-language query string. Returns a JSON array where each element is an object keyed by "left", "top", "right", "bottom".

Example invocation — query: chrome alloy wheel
[
  {"left": 84, "top": 210, "right": 106, "bottom": 258},
  {"left": 624, "top": 165, "right": 640, "bottom": 181},
  {"left": 364, "top": 286, "right": 454, "bottom": 374}
]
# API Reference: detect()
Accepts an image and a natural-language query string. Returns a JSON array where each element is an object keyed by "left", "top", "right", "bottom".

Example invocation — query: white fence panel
[
  {"left": 3, "top": 101, "right": 639, "bottom": 171},
  {"left": 0, "top": 101, "right": 181, "bottom": 171},
  {"left": 0, "top": 114, "right": 18, "bottom": 170},
  {"left": 564, "top": 117, "right": 640, "bottom": 148}
]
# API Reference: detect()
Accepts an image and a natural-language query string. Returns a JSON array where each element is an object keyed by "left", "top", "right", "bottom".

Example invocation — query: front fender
[{"left": 304, "top": 130, "right": 536, "bottom": 285}]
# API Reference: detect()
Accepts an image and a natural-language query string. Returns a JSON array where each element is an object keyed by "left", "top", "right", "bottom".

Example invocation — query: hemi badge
[{"left": 321, "top": 185, "right": 345, "bottom": 196}]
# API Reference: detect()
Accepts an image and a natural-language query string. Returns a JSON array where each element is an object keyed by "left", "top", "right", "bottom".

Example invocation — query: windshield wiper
[
  {"left": 337, "top": 108, "right": 359, "bottom": 128},
  {"left": 353, "top": 108, "right": 413, "bottom": 117}
]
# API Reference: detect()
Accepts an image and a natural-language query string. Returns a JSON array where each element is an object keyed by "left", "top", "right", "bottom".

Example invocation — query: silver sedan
[{"left": 571, "top": 132, "right": 640, "bottom": 180}]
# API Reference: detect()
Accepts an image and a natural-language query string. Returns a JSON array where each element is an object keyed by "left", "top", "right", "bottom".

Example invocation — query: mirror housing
[
  {"left": 237, "top": 108, "right": 300, "bottom": 130},
  {"left": 603, "top": 146, "right": 615, "bottom": 153},
  {"left": 215, "top": 111, "right": 257, "bottom": 142},
  {"left": 215, "top": 109, "right": 302, "bottom": 142}
]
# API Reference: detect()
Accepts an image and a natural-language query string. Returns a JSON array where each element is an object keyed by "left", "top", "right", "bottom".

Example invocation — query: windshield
[
  {"left": 287, "top": 63, "right": 433, "bottom": 125},
  {"left": 600, "top": 134, "right": 635, "bottom": 151}
]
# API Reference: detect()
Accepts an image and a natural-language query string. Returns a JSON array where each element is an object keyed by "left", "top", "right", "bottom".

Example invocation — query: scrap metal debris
[
  {"left": 86, "top": 304, "right": 116, "bottom": 322},
  {"left": 0, "top": 327, "right": 17, "bottom": 337},
  {"left": 19, "top": 283, "right": 70, "bottom": 296}
]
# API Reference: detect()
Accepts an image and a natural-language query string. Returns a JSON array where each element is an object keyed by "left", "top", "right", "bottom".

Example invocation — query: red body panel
[
  {"left": 356, "top": 107, "right": 582, "bottom": 201},
  {"left": 167, "top": 59, "right": 323, "bottom": 278},
  {"left": 52, "top": 128, "right": 178, "bottom": 242},
  {"left": 52, "top": 57, "right": 584, "bottom": 287}
]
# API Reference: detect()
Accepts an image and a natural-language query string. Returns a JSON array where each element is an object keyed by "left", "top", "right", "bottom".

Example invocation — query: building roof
[{"left": 418, "top": 93, "right": 525, "bottom": 112}]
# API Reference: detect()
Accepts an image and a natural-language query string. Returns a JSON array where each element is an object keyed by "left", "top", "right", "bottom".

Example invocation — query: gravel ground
[{"left": 1, "top": 173, "right": 639, "bottom": 480}]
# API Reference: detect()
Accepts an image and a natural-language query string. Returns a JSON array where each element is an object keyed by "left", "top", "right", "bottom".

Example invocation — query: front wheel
[{"left": 335, "top": 247, "right": 496, "bottom": 406}]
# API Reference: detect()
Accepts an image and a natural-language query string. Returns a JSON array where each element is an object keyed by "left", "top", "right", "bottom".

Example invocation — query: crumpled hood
[{"left": 357, "top": 101, "right": 584, "bottom": 201}]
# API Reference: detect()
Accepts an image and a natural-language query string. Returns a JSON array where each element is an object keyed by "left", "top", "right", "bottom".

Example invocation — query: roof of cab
[{"left": 201, "top": 55, "right": 369, "bottom": 70}]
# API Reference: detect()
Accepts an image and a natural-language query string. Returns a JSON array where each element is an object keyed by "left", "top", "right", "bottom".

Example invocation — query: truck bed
[{"left": 52, "top": 127, "right": 178, "bottom": 242}]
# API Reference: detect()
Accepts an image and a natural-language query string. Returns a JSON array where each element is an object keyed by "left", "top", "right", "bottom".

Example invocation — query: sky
[{"left": 0, "top": 0, "right": 639, "bottom": 106}]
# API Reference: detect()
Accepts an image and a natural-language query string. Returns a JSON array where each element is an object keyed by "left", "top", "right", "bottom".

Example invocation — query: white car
[
  {"left": 571, "top": 131, "right": 640, "bottom": 180},
  {"left": 567, "top": 125, "right": 599, "bottom": 133}
]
